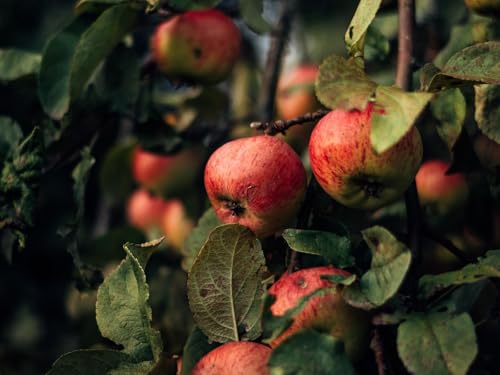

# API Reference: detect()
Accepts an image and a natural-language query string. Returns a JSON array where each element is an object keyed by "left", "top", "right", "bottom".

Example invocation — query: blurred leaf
[
  {"left": 180, "top": 326, "right": 220, "bottom": 375},
  {"left": 448, "top": 129, "right": 482, "bottom": 174},
  {"left": 72, "top": 146, "right": 96, "bottom": 223},
  {"left": 0, "top": 116, "right": 23, "bottom": 159},
  {"left": 419, "top": 250, "right": 500, "bottom": 299},
  {"left": 315, "top": 55, "right": 377, "bottom": 110},
  {"left": 0, "top": 49, "right": 41, "bottom": 82},
  {"left": 430, "top": 88, "right": 466, "bottom": 151},
  {"left": 75, "top": 0, "right": 154, "bottom": 14},
  {"left": 282, "top": 229, "right": 355, "bottom": 268},
  {"left": 39, "top": 5, "right": 139, "bottom": 119},
  {"left": 239, "top": 0, "right": 272, "bottom": 34},
  {"left": 345, "top": 0, "right": 383, "bottom": 57},
  {"left": 168, "top": 0, "right": 221, "bottom": 11},
  {"left": 397, "top": 312, "right": 477, "bottom": 375},
  {"left": 268, "top": 330, "right": 356, "bottom": 375},
  {"left": 187, "top": 224, "right": 267, "bottom": 343},
  {"left": 475, "top": 84, "right": 500, "bottom": 143},
  {"left": 182, "top": 208, "right": 221, "bottom": 272},
  {"left": 364, "top": 25, "right": 390, "bottom": 62},
  {"left": 46, "top": 349, "right": 132, "bottom": 375},
  {"left": 371, "top": 86, "right": 433, "bottom": 154},
  {"left": 96, "top": 238, "right": 163, "bottom": 363}
]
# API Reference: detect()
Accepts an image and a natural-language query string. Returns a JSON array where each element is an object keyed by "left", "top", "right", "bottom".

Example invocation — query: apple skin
[
  {"left": 151, "top": 9, "right": 241, "bottom": 84},
  {"left": 464, "top": 0, "right": 500, "bottom": 17},
  {"left": 308, "top": 103, "right": 423, "bottom": 210},
  {"left": 268, "top": 266, "right": 370, "bottom": 361},
  {"left": 127, "top": 189, "right": 166, "bottom": 231},
  {"left": 191, "top": 341, "right": 271, "bottom": 375},
  {"left": 415, "top": 160, "right": 468, "bottom": 217},
  {"left": 204, "top": 135, "right": 307, "bottom": 238},
  {"left": 161, "top": 199, "right": 194, "bottom": 251},
  {"left": 132, "top": 146, "right": 201, "bottom": 196}
]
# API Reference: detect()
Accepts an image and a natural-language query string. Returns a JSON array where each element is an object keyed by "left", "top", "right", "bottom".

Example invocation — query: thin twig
[
  {"left": 423, "top": 225, "right": 475, "bottom": 264},
  {"left": 371, "top": 329, "right": 387, "bottom": 375},
  {"left": 250, "top": 109, "right": 329, "bottom": 135}
]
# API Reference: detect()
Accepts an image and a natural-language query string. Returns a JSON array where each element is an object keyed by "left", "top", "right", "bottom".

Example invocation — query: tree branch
[
  {"left": 250, "top": 109, "right": 329, "bottom": 135},
  {"left": 422, "top": 225, "right": 475, "bottom": 264}
]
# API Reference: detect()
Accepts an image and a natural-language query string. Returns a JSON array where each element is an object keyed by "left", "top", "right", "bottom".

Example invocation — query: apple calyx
[{"left": 219, "top": 197, "right": 245, "bottom": 216}]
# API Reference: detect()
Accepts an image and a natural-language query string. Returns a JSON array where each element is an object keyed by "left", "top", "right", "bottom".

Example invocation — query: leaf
[
  {"left": 72, "top": 146, "right": 96, "bottom": 224},
  {"left": 239, "top": 0, "right": 272, "bottom": 34},
  {"left": 474, "top": 84, "right": 500, "bottom": 143},
  {"left": 364, "top": 25, "right": 390, "bottom": 62},
  {"left": 315, "top": 55, "right": 377, "bottom": 110},
  {"left": 180, "top": 326, "right": 221, "bottom": 375},
  {"left": 75, "top": 0, "right": 147, "bottom": 14},
  {"left": 0, "top": 116, "right": 23, "bottom": 159},
  {"left": 38, "top": 5, "right": 139, "bottom": 119},
  {"left": 96, "top": 238, "right": 163, "bottom": 363},
  {"left": 419, "top": 250, "right": 500, "bottom": 299},
  {"left": 46, "top": 349, "right": 132, "bottom": 375},
  {"left": 182, "top": 208, "right": 221, "bottom": 272},
  {"left": 0, "top": 49, "right": 41, "bottom": 82},
  {"left": 268, "top": 330, "right": 356, "bottom": 375},
  {"left": 371, "top": 86, "right": 433, "bottom": 154},
  {"left": 345, "top": 0, "right": 383, "bottom": 57},
  {"left": 430, "top": 88, "right": 466, "bottom": 151},
  {"left": 397, "top": 312, "right": 477, "bottom": 375},
  {"left": 168, "top": 0, "right": 221, "bottom": 11},
  {"left": 187, "top": 224, "right": 267, "bottom": 343},
  {"left": 282, "top": 229, "right": 355, "bottom": 268}
]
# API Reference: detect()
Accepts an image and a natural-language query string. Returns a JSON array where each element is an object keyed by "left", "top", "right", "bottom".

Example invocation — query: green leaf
[
  {"left": 182, "top": 208, "right": 221, "bottom": 272},
  {"left": 371, "top": 86, "right": 433, "bottom": 154},
  {"left": 0, "top": 116, "right": 23, "bottom": 159},
  {"left": 180, "top": 326, "right": 221, "bottom": 375},
  {"left": 345, "top": 0, "right": 383, "bottom": 57},
  {"left": 187, "top": 224, "right": 267, "bottom": 343},
  {"left": 168, "top": 0, "right": 221, "bottom": 11},
  {"left": 419, "top": 250, "right": 500, "bottom": 299},
  {"left": 46, "top": 349, "right": 132, "bottom": 375},
  {"left": 430, "top": 88, "right": 466, "bottom": 151},
  {"left": 39, "top": 5, "right": 139, "bottom": 119},
  {"left": 268, "top": 330, "right": 356, "bottom": 375},
  {"left": 72, "top": 146, "right": 96, "bottom": 224},
  {"left": 282, "top": 229, "right": 355, "bottom": 268},
  {"left": 96, "top": 238, "right": 163, "bottom": 363},
  {"left": 474, "top": 84, "right": 500, "bottom": 143},
  {"left": 364, "top": 25, "right": 390, "bottom": 62},
  {"left": 315, "top": 55, "right": 377, "bottom": 110},
  {"left": 75, "top": 0, "right": 150, "bottom": 14},
  {"left": 0, "top": 49, "right": 41, "bottom": 82},
  {"left": 239, "top": 0, "right": 272, "bottom": 34},
  {"left": 397, "top": 312, "right": 477, "bottom": 375}
]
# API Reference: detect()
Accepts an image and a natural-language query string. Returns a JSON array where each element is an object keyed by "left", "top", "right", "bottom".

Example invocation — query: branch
[
  {"left": 422, "top": 225, "right": 475, "bottom": 264},
  {"left": 250, "top": 109, "right": 329, "bottom": 135}
]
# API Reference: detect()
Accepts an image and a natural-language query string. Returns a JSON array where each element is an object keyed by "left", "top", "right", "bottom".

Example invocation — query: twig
[
  {"left": 250, "top": 109, "right": 329, "bottom": 135},
  {"left": 423, "top": 225, "right": 475, "bottom": 264},
  {"left": 371, "top": 329, "right": 387, "bottom": 375}
]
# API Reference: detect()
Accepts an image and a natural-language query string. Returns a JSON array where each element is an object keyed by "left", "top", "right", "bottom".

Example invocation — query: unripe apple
[
  {"left": 127, "top": 189, "right": 166, "bottom": 231},
  {"left": 132, "top": 146, "right": 201, "bottom": 196},
  {"left": 464, "top": 0, "right": 500, "bottom": 17},
  {"left": 151, "top": 9, "right": 241, "bottom": 84},
  {"left": 191, "top": 341, "right": 271, "bottom": 375},
  {"left": 309, "top": 104, "right": 423, "bottom": 210},
  {"left": 415, "top": 160, "right": 468, "bottom": 217},
  {"left": 268, "top": 266, "right": 370, "bottom": 361},
  {"left": 160, "top": 199, "right": 194, "bottom": 251},
  {"left": 204, "top": 135, "right": 307, "bottom": 238}
]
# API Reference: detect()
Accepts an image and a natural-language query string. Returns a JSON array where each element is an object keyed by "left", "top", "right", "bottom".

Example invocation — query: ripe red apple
[
  {"left": 464, "top": 0, "right": 500, "bottom": 17},
  {"left": 132, "top": 146, "right": 201, "bottom": 196},
  {"left": 268, "top": 266, "right": 370, "bottom": 361},
  {"left": 151, "top": 9, "right": 241, "bottom": 84},
  {"left": 191, "top": 341, "right": 271, "bottom": 375},
  {"left": 308, "top": 103, "right": 423, "bottom": 210},
  {"left": 415, "top": 160, "right": 468, "bottom": 217},
  {"left": 161, "top": 199, "right": 194, "bottom": 251},
  {"left": 126, "top": 189, "right": 166, "bottom": 231},
  {"left": 204, "top": 135, "right": 307, "bottom": 238}
]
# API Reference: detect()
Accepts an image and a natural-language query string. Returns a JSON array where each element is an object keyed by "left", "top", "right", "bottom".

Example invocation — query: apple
[
  {"left": 268, "top": 266, "right": 370, "bottom": 361},
  {"left": 126, "top": 189, "right": 166, "bottom": 231},
  {"left": 308, "top": 103, "right": 423, "bottom": 210},
  {"left": 415, "top": 160, "right": 468, "bottom": 217},
  {"left": 151, "top": 9, "right": 241, "bottom": 84},
  {"left": 132, "top": 146, "right": 201, "bottom": 196},
  {"left": 191, "top": 341, "right": 271, "bottom": 375},
  {"left": 204, "top": 135, "right": 307, "bottom": 238},
  {"left": 464, "top": 0, "right": 500, "bottom": 17},
  {"left": 161, "top": 199, "right": 194, "bottom": 251}
]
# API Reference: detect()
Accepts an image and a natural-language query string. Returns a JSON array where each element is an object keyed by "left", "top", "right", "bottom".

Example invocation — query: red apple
[
  {"left": 415, "top": 160, "right": 468, "bottom": 216},
  {"left": 126, "top": 189, "right": 166, "bottom": 231},
  {"left": 132, "top": 146, "right": 201, "bottom": 196},
  {"left": 268, "top": 266, "right": 370, "bottom": 361},
  {"left": 308, "top": 103, "right": 423, "bottom": 210},
  {"left": 151, "top": 9, "right": 241, "bottom": 84},
  {"left": 204, "top": 135, "right": 307, "bottom": 238},
  {"left": 191, "top": 341, "right": 271, "bottom": 375},
  {"left": 161, "top": 199, "right": 194, "bottom": 251}
]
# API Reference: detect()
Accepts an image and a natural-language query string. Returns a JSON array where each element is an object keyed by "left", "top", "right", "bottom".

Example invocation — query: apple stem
[{"left": 250, "top": 109, "right": 329, "bottom": 135}]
